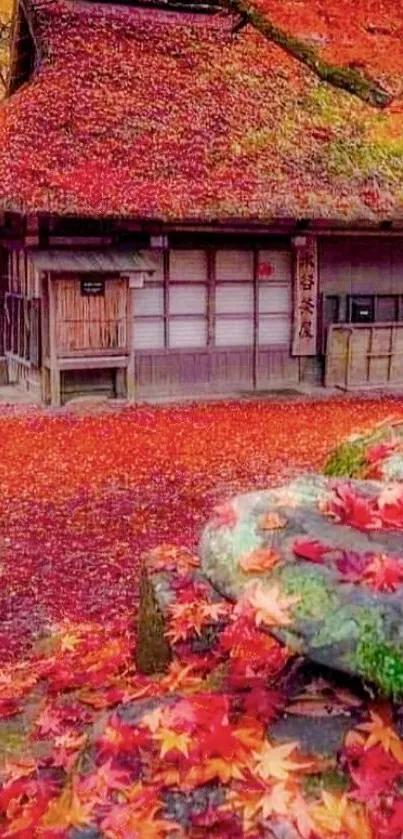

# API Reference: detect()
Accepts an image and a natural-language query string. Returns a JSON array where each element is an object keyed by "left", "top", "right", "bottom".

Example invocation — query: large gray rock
[{"left": 200, "top": 475, "right": 403, "bottom": 698}]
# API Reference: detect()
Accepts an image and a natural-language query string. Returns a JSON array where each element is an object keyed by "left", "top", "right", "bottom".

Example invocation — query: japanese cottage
[{"left": 1, "top": 0, "right": 403, "bottom": 404}]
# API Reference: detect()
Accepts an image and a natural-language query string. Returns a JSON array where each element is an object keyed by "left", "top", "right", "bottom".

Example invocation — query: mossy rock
[
  {"left": 323, "top": 439, "right": 367, "bottom": 479},
  {"left": 200, "top": 475, "right": 403, "bottom": 698},
  {"left": 324, "top": 419, "right": 403, "bottom": 480},
  {"left": 135, "top": 559, "right": 172, "bottom": 675}
]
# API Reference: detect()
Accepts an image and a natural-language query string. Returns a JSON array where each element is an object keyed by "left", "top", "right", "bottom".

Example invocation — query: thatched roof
[{"left": 1, "top": 0, "right": 403, "bottom": 223}]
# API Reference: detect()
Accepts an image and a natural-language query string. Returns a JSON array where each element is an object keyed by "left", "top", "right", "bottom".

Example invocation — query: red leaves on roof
[
  {"left": 0, "top": 0, "right": 402, "bottom": 219},
  {"left": 249, "top": 0, "right": 403, "bottom": 91}
]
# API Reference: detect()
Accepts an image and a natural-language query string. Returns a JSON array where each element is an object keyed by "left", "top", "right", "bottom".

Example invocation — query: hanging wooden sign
[
  {"left": 292, "top": 236, "right": 318, "bottom": 356},
  {"left": 80, "top": 278, "right": 105, "bottom": 297}
]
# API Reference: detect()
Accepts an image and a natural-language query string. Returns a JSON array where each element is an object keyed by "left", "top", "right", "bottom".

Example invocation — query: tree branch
[{"left": 222, "top": 0, "right": 393, "bottom": 109}]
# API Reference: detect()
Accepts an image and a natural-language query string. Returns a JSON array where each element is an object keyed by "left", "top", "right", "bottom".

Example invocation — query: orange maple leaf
[
  {"left": 233, "top": 721, "right": 265, "bottom": 751},
  {"left": 343, "top": 801, "right": 373, "bottom": 839},
  {"left": 159, "top": 662, "right": 203, "bottom": 693},
  {"left": 40, "top": 784, "right": 95, "bottom": 831},
  {"left": 200, "top": 601, "right": 231, "bottom": 622},
  {"left": 166, "top": 602, "right": 208, "bottom": 643},
  {"left": 356, "top": 708, "right": 403, "bottom": 763},
  {"left": 100, "top": 800, "right": 177, "bottom": 839},
  {"left": 259, "top": 512, "right": 288, "bottom": 531},
  {"left": 183, "top": 756, "right": 245, "bottom": 787},
  {"left": 226, "top": 778, "right": 294, "bottom": 831},
  {"left": 239, "top": 548, "right": 281, "bottom": 574}
]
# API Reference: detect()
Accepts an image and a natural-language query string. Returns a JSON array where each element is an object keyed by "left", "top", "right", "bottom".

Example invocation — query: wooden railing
[
  {"left": 326, "top": 322, "right": 403, "bottom": 389},
  {"left": 4, "top": 293, "right": 41, "bottom": 367}
]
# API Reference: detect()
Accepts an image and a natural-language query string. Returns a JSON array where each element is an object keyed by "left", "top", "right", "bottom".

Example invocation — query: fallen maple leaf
[
  {"left": 335, "top": 550, "right": 369, "bottom": 583},
  {"left": 153, "top": 727, "right": 192, "bottom": 759},
  {"left": 292, "top": 538, "right": 329, "bottom": 564},
  {"left": 378, "top": 484, "right": 403, "bottom": 529},
  {"left": 326, "top": 484, "right": 381, "bottom": 531},
  {"left": 362, "top": 553, "right": 403, "bottom": 592},
  {"left": 39, "top": 784, "right": 95, "bottom": 831},
  {"left": 239, "top": 547, "right": 281, "bottom": 574},
  {"left": 253, "top": 740, "right": 312, "bottom": 781},
  {"left": 183, "top": 755, "right": 245, "bottom": 786},
  {"left": 345, "top": 743, "right": 402, "bottom": 801},
  {"left": 247, "top": 584, "right": 300, "bottom": 628},
  {"left": 310, "top": 791, "right": 349, "bottom": 835},
  {"left": 356, "top": 709, "right": 403, "bottom": 763},
  {"left": 259, "top": 512, "right": 288, "bottom": 531}
]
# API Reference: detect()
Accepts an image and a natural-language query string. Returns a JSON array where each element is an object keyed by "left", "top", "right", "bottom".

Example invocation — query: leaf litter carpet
[{"left": 0, "top": 396, "right": 403, "bottom": 838}]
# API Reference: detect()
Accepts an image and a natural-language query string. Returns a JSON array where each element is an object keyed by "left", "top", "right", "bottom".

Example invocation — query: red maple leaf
[
  {"left": 345, "top": 743, "right": 402, "bottom": 801},
  {"left": 327, "top": 484, "right": 381, "bottom": 531},
  {"left": 242, "top": 685, "right": 285, "bottom": 725},
  {"left": 96, "top": 713, "right": 150, "bottom": 758},
  {"left": 378, "top": 485, "right": 403, "bottom": 529},
  {"left": 362, "top": 553, "right": 403, "bottom": 592},
  {"left": 219, "top": 614, "right": 288, "bottom": 679},
  {"left": 292, "top": 538, "right": 329, "bottom": 564},
  {"left": 336, "top": 551, "right": 369, "bottom": 583},
  {"left": 369, "top": 797, "right": 403, "bottom": 839},
  {"left": 365, "top": 441, "right": 398, "bottom": 465}
]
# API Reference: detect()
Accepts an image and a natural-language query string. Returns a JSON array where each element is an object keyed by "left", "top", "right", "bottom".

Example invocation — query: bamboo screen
[{"left": 55, "top": 276, "right": 127, "bottom": 354}]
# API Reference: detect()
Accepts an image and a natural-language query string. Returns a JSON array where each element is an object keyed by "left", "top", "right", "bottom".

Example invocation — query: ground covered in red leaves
[
  {"left": 1, "top": 395, "right": 403, "bottom": 667},
  {"left": 0, "top": 395, "right": 403, "bottom": 838}
]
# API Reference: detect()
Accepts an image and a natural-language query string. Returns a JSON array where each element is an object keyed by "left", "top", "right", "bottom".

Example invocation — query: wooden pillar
[
  {"left": 47, "top": 273, "right": 61, "bottom": 407},
  {"left": 163, "top": 249, "right": 169, "bottom": 349},
  {"left": 253, "top": 249, "right": 259, "bottom": 391},
  {"left": 126, "top": 276, "right": 135, "bottom": 402}
]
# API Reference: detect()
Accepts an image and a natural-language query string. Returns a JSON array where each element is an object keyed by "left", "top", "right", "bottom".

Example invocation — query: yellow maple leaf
[
  {"left": 248, "top": 583, "right": 300, "bottom": 628},
  {"left": 310, "top": 791, "right": 349, "bottom": 835},
  {"left": 356, "top": 709, "right": 403, "bottom": 763},
  {"left": 59, "top": 631, "right": 83, "bottom": 652},
  {"left": 153, "top": 728, "right": 192, "bottom": 759},
  {"left": 253, "top": 741, "right": 312, "bottom": 781}
]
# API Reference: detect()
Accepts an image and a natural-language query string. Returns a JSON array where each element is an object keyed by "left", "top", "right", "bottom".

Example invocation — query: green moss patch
[{"left": 324, "top": 439, "right": 367, "bottom": 478}]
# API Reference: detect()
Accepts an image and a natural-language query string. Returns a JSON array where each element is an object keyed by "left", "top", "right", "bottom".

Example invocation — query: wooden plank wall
[
  {"left": 54, "top": 276, "right": 127, "bottom": 355},
  {"left": 319, "top": 237, "right": 403, "bottom": 319}
]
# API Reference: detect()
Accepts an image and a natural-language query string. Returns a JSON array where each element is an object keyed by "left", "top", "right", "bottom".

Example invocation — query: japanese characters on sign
[
  {"left": 80, "top": 278, "right": 105, "bottom": 297},
  {"left": 292, "top": 236, "right": 318, "bottom": 356}
]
